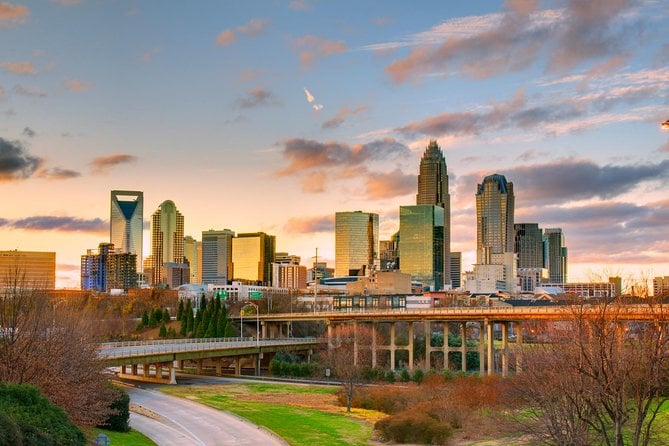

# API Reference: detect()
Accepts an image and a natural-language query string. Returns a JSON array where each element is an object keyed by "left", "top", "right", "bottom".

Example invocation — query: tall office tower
[
  {"left": 398, "top": 205, "right": 444, "bottom": 291},
  {"left": 416, "top": 140, "right": 451, "bottom": 288},
  {"left": 110, "top": 190, "right": 143, "bottom": 262},
  {"left": 0, "top": 250, "right": 56, "bottom": 289},
  {"left": 514, "top": 223, "right": 544, "bottom": 268},
  {"left": 231, "top": 232, "right": 276, "bottom": 285},
  {"left": 654, "top": 276, "right": 669, "bottom": 297},
  {"left": 148, "top": 200, "right": 184, "bottom": 286},
  {"left": 544, "top": 228, "right": 568, "bottom": 283},
  {"left": 183, "top": 236, "right": 201, "bottom": 284},
  {"left": 334, "top": 211, "right": 379, "bottom": 277},
  {"left": 274, "top": 252, "right": 301, "bottom": 265},
  {"left": 201, "top": 229, "right": 235, "bottom": 285},
  {"left": 450, "top": 252, "right": 462, "bottom": 289},
  {"left": 81, "top": 243, "right": 137, "bottom": 292}
]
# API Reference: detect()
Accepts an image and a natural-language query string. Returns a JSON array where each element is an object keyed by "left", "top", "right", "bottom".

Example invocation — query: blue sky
[{"left": 1, "top": 0, "right": 668, "bottom": 289}]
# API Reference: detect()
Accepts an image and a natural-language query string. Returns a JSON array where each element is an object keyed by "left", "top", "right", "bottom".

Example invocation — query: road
[{"left": 125, "top": 384, "right": 286, "bottom": 446}]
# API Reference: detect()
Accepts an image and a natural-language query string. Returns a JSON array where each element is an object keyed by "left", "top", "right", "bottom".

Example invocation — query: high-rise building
[
  {"left": 514, "top": 223, "right": 543, "bottom": 268},
  {"left": 544, "top": 228, "right": 568, "bottom": 283},
  {"left": 472, "top": 174, "right": 516, "bottom": 293},
  {"left": 81, "top": 243, "right": 137, "bottom": 292},
  {"left": 334, "top": 211, "right": 379, "bottom": 277},
  {"left": 110, "top": 190, "right": 143, "bottom": 262},
  {"left": 201, "top": 229, "right": 234, "bottom": 285},
  {"left": 398, "top": 205, "right": 444, "bottom": 291},
  {"left": 183, "top": 236, "right": 201, "bottom": 284},
  {"left": 148, "top": 200, "right": 184, "bottom": 286},
  {"left": 653, "top": 276, "right": 669, "bottom": 297},
  {"left": 274, "top": 252, "right": 301, "bottom": 265},
  {"left": 450, "top": 252, "right": 462, "bottom": 289},
  {"left": 0, "top": 250, "right": 56, "bottom": 289},
  {"left": 272, "top": 264, "right": 307, "bottom": 289},
  {"left": 231, "top": 232, "right": 276, "bottom": 285},
  {"left": 416, "top": 141, "right": 451, "bottom": 287}
]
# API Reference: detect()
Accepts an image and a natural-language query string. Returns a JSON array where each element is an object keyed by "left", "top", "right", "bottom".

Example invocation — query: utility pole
[{"left": 313, "top": 247, "right": 318, "bottom": 313}]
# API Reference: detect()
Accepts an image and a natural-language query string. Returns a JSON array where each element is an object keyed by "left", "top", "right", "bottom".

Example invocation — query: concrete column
[
  {"left": 255, "top": 354, "right": 260, "bottom": 376},
  {"left": 479, "top": 321, "right": 485, "bottom": 376},
  {"left": 131, "top": 364, "right": 138, "bottom": 376},
  {"left": 215, "top": 358, "right": 222, "bottom": 376},
  {"left": 169, "top": 365, "right": 176, "bottom": 384},
  {"left": 408, "top": 321, "right": 414, "bottom": 371},
  {"left": 327, "top": 323, "right": 333, "bottom": 350},
  {"left": 156, "top": 364, "right": 163, "bottom": 380},
  {"left": 143, "top": 364, "right": 150, "bottom": 377},
  {"left": 197, "top": 359, "right": 203, "bottom": 374},
  {"left": 460, "top": 322, "right": 467, "bottom": 372},
  {"left": 176, "top": 360, "right": 183, "bottom": 370},
  {"left": 353, "top": 322, "right": 358, "bottom": 366},
  {"left": 487, "top": 320, "right": 493, "bottom": 376},
  {"left": 390, "top": 322, "right": 396, "bottom": 370},
  {"left": 443, "top": 323, "right": 449, "bottom": 371},
  {"left": 516, "top": 321, "right": 523, "bottom": 373},
  {"left": 234, "top": 357, "right": 242, "bottom": 376},
  {"left": 261, "top": 321, "right": 267, "bottom": 339},
  {"left": 307, "top": 349, "right": 312, "bottom": 364},
  {"left": 425, "top": 320, "right": 431, "bottom": 370},
  {"left": 502, "top": 322, "right": 508, "bottom": 377},
  {"left": 371, "top": 323, "right": 377, "bottom": 368}
]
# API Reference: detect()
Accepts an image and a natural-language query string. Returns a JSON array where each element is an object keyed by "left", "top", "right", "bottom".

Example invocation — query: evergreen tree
[
  {"left": 159, "top": 322, "right": 167, "bottom": 338},
  {"left": 141, "top": 311, "right": 149, "bottom": 327},
  {"left": 199, "top": 293, "right": 206, "bottom": 311},
  {"left": 186, "top": 301, "right": 194, "bottom": 336},
  {"left": 216, "top": 310, "right": 227, "bottom": 338},
  {"left": 153, "top": 307, "right": 163, "bottom": 323},
  {"left": 163, "top": 308, "right": 170, "bottom": 323},
  {"left": 148, "top": 310, "right": 158, "bottom": 328},
  {"left": 205, "top": 317, "right": 216, "bottom": 338},
  {"left": 177, "top": 300, "right": 184, "bottom": 321}
]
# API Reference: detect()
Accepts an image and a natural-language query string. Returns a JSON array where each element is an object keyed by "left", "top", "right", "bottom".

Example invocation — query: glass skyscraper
[
  {"left": 416, "top": 141, "right": 451, "bottom": 287},
  {"left": 514, "top": 223, "right": 543, "bottom": 268},
  {"left": 148, "top": 200, "right": 184, "bottom": 285},
  {"left": 231, "top": 232, "right": 276, "bottom": 285},
  {"left": 544, "top": 228, "right": 568, "bottom": 283},
  {"left": 476, "top": 174, "right": 514, "bottom": 264},
  {"left": 398, "top": 205, "right": 444, "bottom": 291},
  {"left": 110, "top": 190, "right": 143, "bottom": 262},
  {"left": 334, "top": 211, "right": 379, "bottom": 277},
  {"left": 201, "top": 229, "right": 234, "bottom": 285}
]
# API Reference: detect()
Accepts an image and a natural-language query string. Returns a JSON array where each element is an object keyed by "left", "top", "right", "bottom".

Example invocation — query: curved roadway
[{"left": 125, "top": 385, "right": 286, "bottom": 446}]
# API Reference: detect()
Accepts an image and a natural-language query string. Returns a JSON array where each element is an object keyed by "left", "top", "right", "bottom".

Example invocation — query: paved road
[{"left": 126, "top": 385, "right": 286, "bottom": 446}]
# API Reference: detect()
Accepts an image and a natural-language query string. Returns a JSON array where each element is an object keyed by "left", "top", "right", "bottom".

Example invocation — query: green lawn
[
  {"left": 160, "top": 383, "right": 373, "bottom": 446},
  {"left": 88, "top": 428, "right": 155, "bottom": 446}
]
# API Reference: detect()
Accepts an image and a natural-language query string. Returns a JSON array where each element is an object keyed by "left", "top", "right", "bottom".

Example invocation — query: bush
[
  {"left": 399, "top": 368, "right": 411, "bottom": 382},
  {"left": 412, "top": 369, "right": 425, "bottom": 384},
  {"left": 384, "top": 370, "right": 396, "bottom": 383},
  {"left": 0, "top": 412, "right": 23, "bottom": 445},
  {"left": 375, "top": 411, "right": 453, "bottom": 444},
  {"left": 97, "top": 387, "right": 130, "bottom": 433},
  {"left": 159, "top": 322, "right": 167, "bottom": 338}
]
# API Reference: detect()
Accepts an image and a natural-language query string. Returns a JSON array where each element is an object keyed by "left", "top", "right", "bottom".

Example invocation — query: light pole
[{"left": 241, "top": 302, "right": 259, "bottom": 347}]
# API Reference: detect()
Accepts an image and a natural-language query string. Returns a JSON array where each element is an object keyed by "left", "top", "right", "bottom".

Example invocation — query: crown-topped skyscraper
[{"left": 416, "top": 140, "right": 451, "bottom": 288}]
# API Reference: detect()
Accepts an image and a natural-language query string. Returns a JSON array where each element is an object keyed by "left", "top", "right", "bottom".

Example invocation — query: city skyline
[{"left": 1, "top": 1, "right": 668, "bottom": 288}]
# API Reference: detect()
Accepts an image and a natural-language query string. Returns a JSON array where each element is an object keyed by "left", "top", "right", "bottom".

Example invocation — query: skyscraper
[
  {"left": 544, "top": 228, "right": 568, "bottom": 283},
  {"left": 110, "top": 190, "right": 143, "bottom": 262},
  {"left": 450, "top": 251, "right": 462, "bottom": 289},
  {"left": 232, "top": 232, "right": 276, "bottom": 285},
  {"left": 399, "top": 205, "right": 444, "bottom": 291},
  {"left": 148, "top": 200, "right": 184, "bottom": 286},
  {"left": 201, "top": 229, "right": 234, "bottom": 285},
  {"left": 0, "top": 250, "right": 56, "bottom": 289},
  {"left": 334, "top": 211, "right": 379, "bottom": 277},
  {"left": 416, "top": 140, "right": 451, "bottom": 288},
  {"left": 183, "top": 235, "right": 201, "bottom": 284},
  {"left": 81, "top": 243, "right": 137, "bottom": 292},
  {"left": 514, "top": 223, "right": 543, "bottom": 268}
]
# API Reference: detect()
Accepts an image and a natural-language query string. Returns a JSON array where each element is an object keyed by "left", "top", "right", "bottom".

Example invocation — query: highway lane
[{"left": 126, "top": 385, "right": 286, "bottom": 446}]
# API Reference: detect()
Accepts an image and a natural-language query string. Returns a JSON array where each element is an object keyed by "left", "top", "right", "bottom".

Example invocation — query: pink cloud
[
  {"left": 64, "top": 77, "right": 92, "bottom": 92},
  {"left": 294, "top": 35, "right": 346, "bottom": 67},
  {"left": 0, "top": 61, "right": 36, "bottom": 75},
  {"left": 216, "top": 29, "right": 236, "bottom": 46},
  {"left": 0, "top": 2, "right": 29, "bottom": 27}
]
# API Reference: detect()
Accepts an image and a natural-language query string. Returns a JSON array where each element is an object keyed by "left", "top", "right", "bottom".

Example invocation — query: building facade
[
  {"left": 398, "top": 205, "right": 444, "bottom": 291},
  {"left": 110, "top": 190, "right": 143, "bottom": 262},
  {"left": 334, "top": 211, "right": 379, "bottom": 277},
  {"left": 232, "top": 232, "right": 276, "bottom": 285},
  {"left": 654, "top": 276, "right": 669, "bottom": 297},
  {"left": 148, "top": 200, "right": 185, "bottom": 286},
  {"left": 514, "top": 223, "right": 544, "bottom": 268},
  {"left": 183, "top": 235, "right": 201, "bottom": 284},
  {"left": 201, "top": 229, "right": 234, "bottom": 285},
  {"left": 450, "top": 251, "right": 462, "bottom": 289},
  {"left": 81, "top": 243, "right": 137, "bottom": 292},
  {"left": 272, "top": 263, "right": 307, "bottom": 289},
  {"left": 544, "top": 228, "right": 568, "bottom": 283},
  {"left": 0, "top": 250, "right": 56, "bottom": 289},
  {"left": 416, "top": 140, "right": 451, "bottom": 287}
]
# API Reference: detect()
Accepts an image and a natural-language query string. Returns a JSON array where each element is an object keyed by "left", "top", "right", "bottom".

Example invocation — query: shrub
[
  {"left": 0, "top": 412, "right": 23, "bottom": 445},
  {"left": 384, "top": 370, "right": 396, "bottom": 383},
  {"left": 375, "top": 411, "right": 453, "bottom": 444},
  {"left": 399, "top": 368, "right": 411, "bottom": 382},
  {"left": 97, "top": 387, "right": 130, "bottom": 432},
  {"left": 412, "top": 369, "right": 425, "bottom": 384},
  {"left": 159, "top": 322, "right": 167, "bottom": 338}
]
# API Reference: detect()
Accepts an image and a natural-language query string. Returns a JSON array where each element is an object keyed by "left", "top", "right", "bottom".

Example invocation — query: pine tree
[
  {"left": 163, "top": 308, "right": 170, "bottom": 323},
  {"left": 159, "top": 322, "right": 167, "bottom": 338},
  {"left": 148, "top": 310, "right": 158, "bottom": 328},
  {"left": 141, "top": 311, "right": 149, "bottom": 327},
  {"left": 185, "top": 301, "right": 194, "bottom": 336},
  {"left": 177, "top": 300, "right": 184, "bottom": 321},
  {"left": 153, "top": 307, "right": 163, "bottom": 323},
  {"left": 216, "top": 310, "right": 227, "bottom": 338}
]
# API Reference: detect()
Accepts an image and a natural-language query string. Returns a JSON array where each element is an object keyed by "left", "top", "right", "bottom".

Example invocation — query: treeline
[{"left": 176, "top": 296, "right": 235, "bottom": 338}]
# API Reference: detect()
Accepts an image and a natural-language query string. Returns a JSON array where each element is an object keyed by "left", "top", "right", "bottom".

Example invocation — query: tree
[
  {"left": 177, "top": 300, "right": 184, "bottom": 321},
  {"left": 97, "top": 386, "right": 130, "bottom": 432},
  {"left": 162, "top": 308, "right": 170, "bottom": 323},
  {"left": 159, "top": 321, "right": 167, "bottom": 338},
  {"left": 328, "top": 324, "right": 380, "bottom": 412},
  {"left": 141, "top": 310, "right": 149, "bottom": 327}
]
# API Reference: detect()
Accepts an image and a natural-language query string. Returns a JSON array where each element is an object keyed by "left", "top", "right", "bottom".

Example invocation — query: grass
[
  {"left": 87, "top": 428, "right": 156, "bottom": 446},
  {"left": 160, "top": 382, "right": 376, "bottom": 446}
]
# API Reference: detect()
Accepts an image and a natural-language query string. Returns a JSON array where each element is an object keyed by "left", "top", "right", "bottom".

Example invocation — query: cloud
[
  {"left": 0, "top": 137, "right": 42, "bottom": 181},
  {"left": 64, "top": 77, "right": 92, "bottom": 92},
  {"left": 322, "top": 105, "right": 368, "bottom": 129},
  {"left": 312, "top": 104, "right": 323, "bottom": 111},
  {"left": 289, "top": 0, "right": 311, "bottom": 11},
  {"left": 37, "top": 167, "right": 81, "bottom": 180},
  {"left": 12, "top": 84, "right": 47, "bottom": 97},
  {"left": 284, "top": 215, "right": 334, "bottom": 234},
  {"left": 658, "top": 140, "right": 669, "bottom": 153},
  {"left": 0, "top": 2, "right": 29, "bottom": 27},
  {"left": 89, "top": 153, "right": 137, "bottom": 174},
  {"left": 22, "top": 126, "right": 35, "bottom": 138},
  {"left": 236, "top": 87, "right": 280, "bottom": 108},
  {"left": 236, "top": 18, "right": 270, "bottom": 36},
  {"left": 455, "top": 158, "right": 669, "bottom": 206},
  {"left": 0, "top": 61, "right": 36, "bottom": 75},
  {"left": 294, "top": 35, "right": 346, "bottom": 67},
  {"left": 9, "top": 216, "right": 106, "bottom": 233},
  {"left": 216, "top": 29, "right": 236, "bottom": 46},
  {"left": 365, "top": 169, "right": 416, "bottom": 199},
  {"left": 381, "top": 1, "right": 637, "bottom": 83},
  {"left": 139, "top": 47, "right": 161, "bottom": 63}
]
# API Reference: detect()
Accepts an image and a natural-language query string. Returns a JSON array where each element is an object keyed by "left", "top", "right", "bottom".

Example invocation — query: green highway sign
[{"left": 249, "top": 291, "right": 263, "bottom": 299}]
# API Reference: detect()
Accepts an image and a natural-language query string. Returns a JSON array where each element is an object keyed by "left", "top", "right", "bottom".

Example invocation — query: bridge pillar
[
  {"left": 501, "top": 322, "right": 508, "bottom": 377},
  {"left": 353, "top": 322, "right": 358, "bottom": 366},
  {"left": 487, "top": 320, "right": 493, "bottom": 376},
  {"left": 143, "top": 364, "right": 150, "bottom": 378},
  {"left": 515, "top": 321, "right": 523, "bottom": 373},
  {"left": 156, "top": 364, "right": 163, "bottom": 380},
  {"left": 327, "top": 323, "right": 333, "bottom": 350},
  {"left": 121, "top": 365, "right": 127, "bottom": 375},
  {"left": 261, "top": 321, "right": 267, "bottom": 339},
  {"left": 460, "top": 322, "right": 467, "bottom": 372},
  {"left": 479, "top": 321, "right": 485, "bottom": 375},
  {"left": 131, "top": 364, "right": 138, "bottom": 376},
  {"left": 169, "top": 364, "right": 176, "bottom": 384},
  {"left": 197, "top": 359, "right": 203, "bottom": 374},
  {"left": 390, "top": 322, "right": 396, "bottom": 370},
  {"left": 443, "top": 323, "right": 450, "bottom": 371},
  {"left": 234, "top": 357, "right": 242, "bottom": 376},
  {"left": 424, "top": 320, "right": 431, "bottom": 370},
  {"left": 371, "top": 323, "right": 377, "bottom": 368},
  {"left": 408, "top": 321, "right": 414, "bottom": 371},
  {"left": 216, "top": 358, "right": 222, "bottom": 376}
]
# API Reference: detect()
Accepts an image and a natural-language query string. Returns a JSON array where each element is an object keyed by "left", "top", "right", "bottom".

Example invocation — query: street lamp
[{"left": 240, "top": 302, "right": 259, "bottom": 347}]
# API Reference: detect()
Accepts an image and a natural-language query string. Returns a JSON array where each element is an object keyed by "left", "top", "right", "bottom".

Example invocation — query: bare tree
[
  {"left": 328, "top": 323, "right": 380, "bottom": 412},
  {"left": 0, "top": 265, "right": 116, "bottom": 425}
]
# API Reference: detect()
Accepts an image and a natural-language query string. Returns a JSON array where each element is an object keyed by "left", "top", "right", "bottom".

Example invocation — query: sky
[{"left": 1, "top": 0, "right": 668, "bottom": 289}]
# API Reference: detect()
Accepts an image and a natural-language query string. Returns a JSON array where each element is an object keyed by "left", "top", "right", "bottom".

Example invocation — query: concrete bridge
[{"left": 98, "top": 337, "right": 323, "bottom": 384}]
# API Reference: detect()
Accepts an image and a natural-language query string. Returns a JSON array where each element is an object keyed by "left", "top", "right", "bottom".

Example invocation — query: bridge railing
[{"left": 98, "top": 337, "right": 252, "bottom": 349}]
